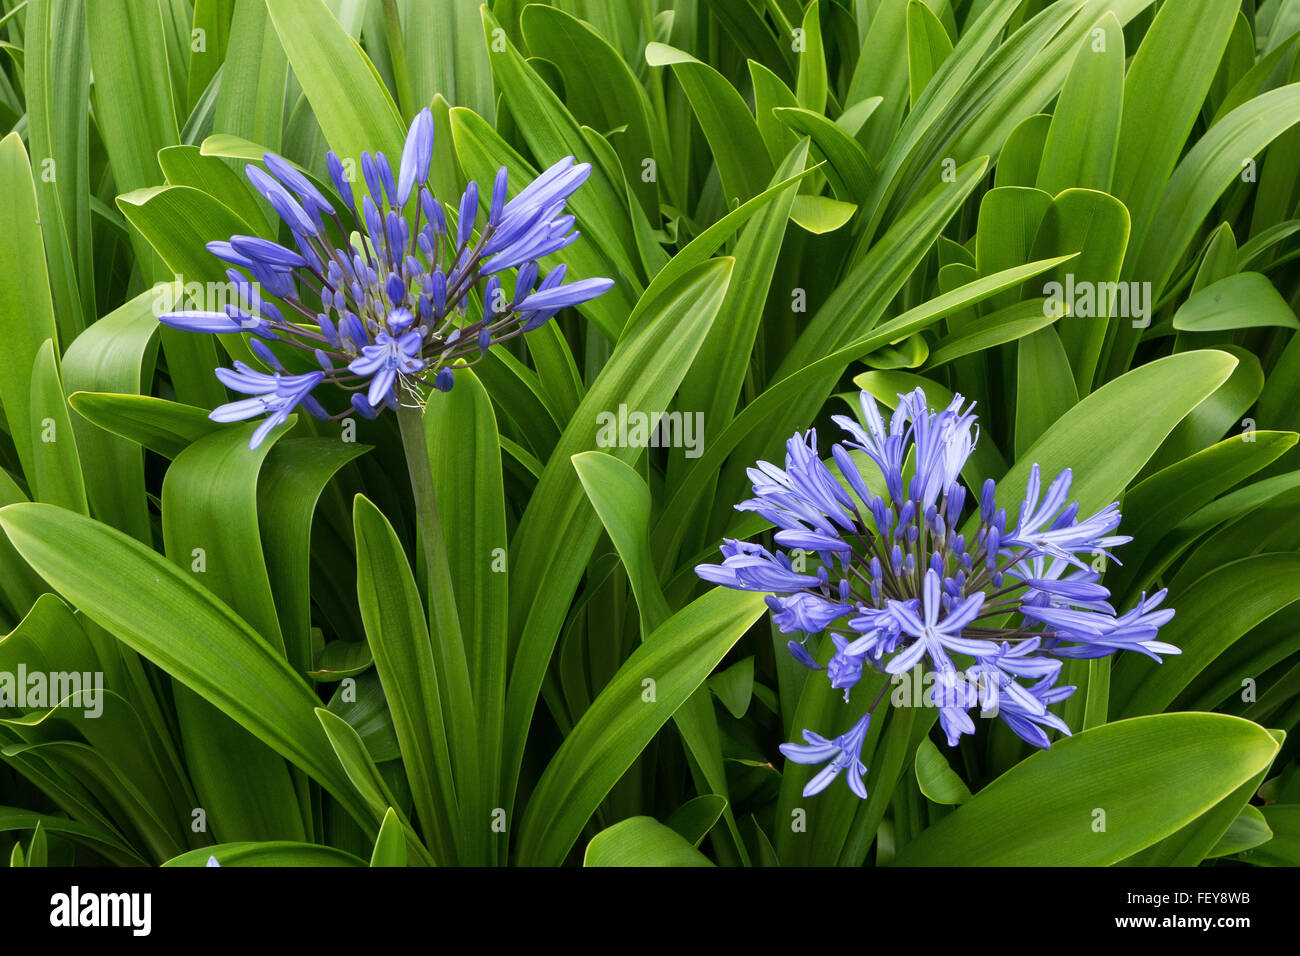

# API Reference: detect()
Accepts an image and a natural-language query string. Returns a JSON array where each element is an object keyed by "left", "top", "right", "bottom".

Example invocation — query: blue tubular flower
[
  {"left": 159, "top": 310, "right": 250, "bottom": 334},
  {"left": 695, "top": 539, "right": 820, "bottom": 592},
  {"left": 1022, "top": 589, "right": 1180, "bottom": 661},
  {"left": 348, "top": 330, "right": 425, "bottom": 407},
  {"left": 827, "top": 632, "right": 877, "bottom": 699},
  {"left": 766, "top": 591, "right": 852, "bottom": 634},
  {"left": 883, "top": 570, "right": 990, "bottom": 675},
  {"left": 210, "top": 364, "right": 325, "bottom": 449},
  {"left": 832, "top": 391, "right": 908, "bottom": 503},
  {"left": 697, "top": 387, "right": 1178, "bottom": 798},
  {"left": 780, "top": 713, "right": 872, "bottom": 798},
  {"left": 158, "top": 108, "right": 614, "bottom": 448}
]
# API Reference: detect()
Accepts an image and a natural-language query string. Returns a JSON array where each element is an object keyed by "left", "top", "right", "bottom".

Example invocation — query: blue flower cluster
[
  {"left": 160, "top": 108, "right": 613, "bottom": 447},
  {"left": 697, "top": 388, "right": 1178, "bottom": 799}
]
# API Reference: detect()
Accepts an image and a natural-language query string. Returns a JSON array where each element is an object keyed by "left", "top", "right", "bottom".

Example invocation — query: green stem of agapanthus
[
  {"left": 395, "top": 396, "right": 492, "bottom": 865},
  {"left": 396, "top": 399, "right": 441, "bottom": 586}
]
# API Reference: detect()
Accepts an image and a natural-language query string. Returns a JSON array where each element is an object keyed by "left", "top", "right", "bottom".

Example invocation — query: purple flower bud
[{"left": 397, "top": 108, "right": 435, "bottom": 205}]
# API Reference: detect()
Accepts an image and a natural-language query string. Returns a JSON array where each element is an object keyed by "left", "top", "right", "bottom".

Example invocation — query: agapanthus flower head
[
  {"left": 160, "top": 108, "right": 614, "bottom": 447},
  {"left": 696, "top": 387, "right": 1178, "bottom": 799}
]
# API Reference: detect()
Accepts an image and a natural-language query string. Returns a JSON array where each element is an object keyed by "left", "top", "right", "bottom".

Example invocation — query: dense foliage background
[{"left": 1, "top": 0, "right": 1299, "bottom": 866}]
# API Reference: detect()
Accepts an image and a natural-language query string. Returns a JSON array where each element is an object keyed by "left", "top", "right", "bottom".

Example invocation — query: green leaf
[
  {"left": 1173, "top": 272, "right": 1299, "bottom": 332},
  {"left": 308, "top": 640, "right": 373, "bottom": 681},
  {"left": 25, "top": 0, "right": 94, "bottom": 338},
  {"left": 646, "top": 41, "right": 773, "bottom": 203},
  {"left": 1121, "top": 750, "right": 1273, "bottom": 866},
  {"left": 773, "top": 107, "right": 875, "bottom": 202},
  {"left": 0, "top": 806, "right": 143, "bottom": 867},
  {"left": 1037, "top": 12, "right": 1123, "bottom": 194},
  {"left": 403, "top": 0, "right": 493, "bottom": 120},
  {"left": 790, "top": 195, "right": 857, "bottom": 233},
  {"left": 503, "top": 258, "right": 734, "bottom": 818},
  {"left": 1113, "top": 554, "right": 1300, "bottom": 717},
  {"left": 994, "top": 114, "right": 1051, "bottom": 188},
  {"left": 665, "top": 795, "right": 728, "bottom": 847},
  {"left": 914, "top": 737, "right": 972, "bottom": 805},
  {"left": 1110, "top": 431, "right": 1298, "bottom": 597},
  {"left": 893, "top": 714, "right": 1279, "bottom": 866},
  {"left": 0, "top": 133, "right": 59, "bottom": 481},
  {"left": 67, "top": 393, "right": 217, "bottom": 461},
  {"left": 215, "top": 0, "right": 289, "bottom": 152},
  {"left": 60, "top": 290, "right": 163, "bottom": 542},
  {"left": 422, "top": 369, "right": 506, "bottom": 864},
  {"left": 924, "top": 298, "right": 1060, "bottom": 369},
  {"left": 259, "top": 437, "right": 370, "bottom": 675},
  {"left": 352, "top": 493, "right": 462, "bottom": 865},
  {"left": 906, "top": 0, "right": 953, "bottom": 109},
  {"left": 795, "top": 1, "right": 828, "bottom": 114},
  {"left": 164, "top": 842, "right": 367, "bottom": 867},
  {"left": 1146, "top": 345, "right": 1262, "bottom": 471},
  {"left": 572, "top": 449, "right": 747, "bottom": 862},
  {"left": 983, "top": 350, "right": 1237, "bottom": 523},
  {"left": 521, "top": 4, "right": 659, "bottom": 214},
  {"left": 1240, "top": 805, "right": 1300, "bottom": 865},
  {"left": 1207, "top": 805, "right": 1272, "bottom": 859},
  {"left": 158, "top": 145, "right": 271, "bottom": 236},
  {"left": 370, "top": 808, "right": 407, "bottom": 867},
  {"left": 584, "top": 816, "right": 715, "bottom": 867},
  {"left": 28, "top": 340, "right": 87, "bottom": 513},
  {"left": 1111, "top": 0, "right": 1239, "bottom": 272},
  {"left": 708, "top": 656, "right": 755, "bottom": 721},
  {"left": 572, "top": 452, "right": 670, "bottom": 635},
  {"left": 1135, "top": 84, "right": 1300, "bottom": 300},
  {"left": 483, "top": 6, "right": 644, "bottom": 283},
  {"left": 1014, "top": 328, "right": 1078, "bottom": 457},
  {"left": 1029, "top": 188, "right": 1131, "bottom": 393},
  {"left": 314, "top": 706, "right": 433, "bottom": 866},
  {"left": 264, "top": 0, "right": 403, "bottom": 170},
  {"left": 516, "top": 588, "right": 766, "bottom": 865},
  {"left": 0, "top": 502, "right": 373, "bottom": 832},
  {"left": 680, "top": 141, "right": 807, "bottom": 445},
  {"left": 85, "top": 0, "right": 179, "bottom": 201}
]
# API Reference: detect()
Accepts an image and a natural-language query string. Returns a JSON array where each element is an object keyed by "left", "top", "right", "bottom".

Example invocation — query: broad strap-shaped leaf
[
  {"left": 264, "top": 0, "right": 403, "bottom": 170},
  {"left": 352, "top": 493, "right": 466, "bottom": 865},
  {"left": 584, "top": 816, "right": 715, "bottom": 867},
  {"left": 502, "top": 257, "right": 734, "bottom": 819},
  {"left": 893, "top": 714, "right": 1278, "bottom": 866},
  {"left": 61, "top": 289, "right": 164, "bottom": 542},
  {"left": 981, "top": 350, "right": 1237, "bottom": 522},
  {"left": 0, "top": 502, "right": 373, "bottom": 832},
  {"left": 0, "top": 133, "right": 60, "bottom": 481},
  {"left": 1113, "top": 553, "right": 1300, "bottom": 717},
  {"left": 164, "top": 842, "right": 366, "bottom": 867},
  {"left": 516, "top": 588, "right": 766, "bottom": 865},
  {"left": 423, "top": 369, "right": 508, "bottom": 865}
]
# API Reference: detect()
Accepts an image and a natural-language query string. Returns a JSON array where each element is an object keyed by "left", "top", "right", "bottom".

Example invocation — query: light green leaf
[
  {"left": 516, "top": 588, "right": 766, "bottom": 865},
  {"left": 584, "top": 816, "right": 715, "bottom": 867},
  {"left": 894, "top": 714, "right": 1279, "bottom": 865}
]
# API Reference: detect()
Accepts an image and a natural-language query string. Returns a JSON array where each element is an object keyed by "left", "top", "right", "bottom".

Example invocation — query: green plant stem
[{"left": 395, "top": 399, "right": 490, "bottom": 865}]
